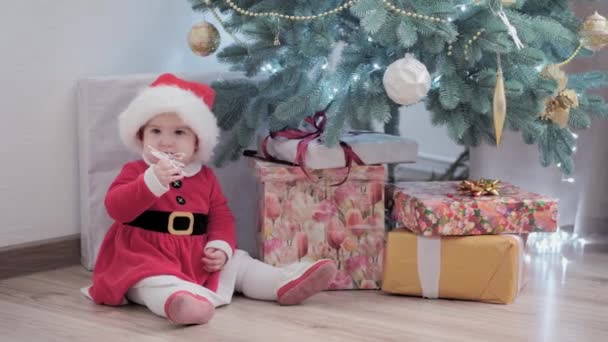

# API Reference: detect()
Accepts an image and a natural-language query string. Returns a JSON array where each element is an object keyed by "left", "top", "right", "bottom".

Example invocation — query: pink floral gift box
[
  {"left": 389, "top": 181, "right": 558, "bottom": 236},
  {"left": 253, "top": 159, "right": 387, "bottom": 290}
]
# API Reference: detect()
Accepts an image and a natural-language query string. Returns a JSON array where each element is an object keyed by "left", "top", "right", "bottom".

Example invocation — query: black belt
[{"left": 126, "top": 210, "right": 208, "bottom": 236}]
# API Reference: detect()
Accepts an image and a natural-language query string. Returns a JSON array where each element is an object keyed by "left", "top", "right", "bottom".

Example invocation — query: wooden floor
[{"left": 1, "top": 247, "right": 607, "bottom": 342}]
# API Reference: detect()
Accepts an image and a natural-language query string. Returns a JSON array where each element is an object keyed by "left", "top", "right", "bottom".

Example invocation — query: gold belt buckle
[{"left": 167, "top": 211, "right": 194, "bottom": 236}]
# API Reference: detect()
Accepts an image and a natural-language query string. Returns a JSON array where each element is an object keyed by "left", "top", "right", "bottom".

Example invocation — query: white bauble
[{"left": 382, "top": 53, "right": 431, "bottom": 105}]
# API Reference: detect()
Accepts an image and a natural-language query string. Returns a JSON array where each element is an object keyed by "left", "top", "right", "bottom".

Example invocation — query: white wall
[
  {"left": 0, "top": 1, "right": 460, "bottom": 248},
  {"left": 0, "top": 0, "right": 230, "bottom": 248}
]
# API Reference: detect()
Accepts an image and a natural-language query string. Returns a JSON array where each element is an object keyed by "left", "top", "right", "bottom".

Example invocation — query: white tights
[{"left": 125, "top": 250, "right": 285, "bottom": 318}]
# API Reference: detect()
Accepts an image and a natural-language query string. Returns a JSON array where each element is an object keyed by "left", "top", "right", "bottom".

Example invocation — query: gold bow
[{"left": 457, "top": 178, "right": 501, "bottom": 197}]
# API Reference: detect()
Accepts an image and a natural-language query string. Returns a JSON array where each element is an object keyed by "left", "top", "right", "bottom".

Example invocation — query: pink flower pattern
[
  {"left": 255, "top": 160, "right": 386, "bottom": 290},
  {"left": 390, "top": 181, "right": 558, "bottom": 236}
]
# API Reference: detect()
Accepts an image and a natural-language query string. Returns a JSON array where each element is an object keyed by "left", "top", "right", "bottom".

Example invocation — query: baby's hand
[
  {"left": 153, "top": 158, "right": 183, "bottom": 187},
  {"left": 202, "top": 247, "right": 227, "bottom": 273}
]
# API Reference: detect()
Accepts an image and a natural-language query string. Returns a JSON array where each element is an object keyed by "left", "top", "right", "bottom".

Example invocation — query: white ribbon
[
  {"left": 416, "top": 235, "right": 442, "bottom": 299},
  {"left": 494, "top": 9, "right": 524, "bottom": 50},
  {"left": 416, "top": 234, "right": 525, "bottom": 299},
  {"left": 507, "top": 235, "right": 525, "bottom": 295}
]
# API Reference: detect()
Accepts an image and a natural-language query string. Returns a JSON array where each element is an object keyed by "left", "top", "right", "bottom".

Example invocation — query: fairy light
[
  {"left": 261, "top": 62, "right": 280, "bottom": 74},
  {"left": 432, "top": 75, "right": 443, "bottom": 88},
  {"left": 528, "top": 228, "right": 592, "bottom": 257},
  {"left": 527, "top": 228, "right": 575, "bottom": 255},
  {"left": 373, "top": 63, "right": 381, "bottom": 69}
]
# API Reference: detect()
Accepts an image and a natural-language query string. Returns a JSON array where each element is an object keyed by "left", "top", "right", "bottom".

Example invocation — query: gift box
[
  {"left": 389, "top": 181, "right": 558, "bottom": 236},
  {"left": 382, "top": 229, "right": 526, "bottom": 304},
  {"left": 260, "top": 112, "right": 418, "bottom": 170},
  {"left": 253, "top": 159, "right": 387, "bottom": 289}
]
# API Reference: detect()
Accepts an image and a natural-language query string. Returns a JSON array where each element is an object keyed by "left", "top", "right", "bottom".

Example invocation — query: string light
[
  {"left": 432, "top": 75, "right": 443, "bottom": 88},
  {"left": 260, "top": 62, "right": 280, "bottom": 74},
  {"left": 527, "top": 228, "right": 590, "bottom": 255},
  {"left": 527, "top": 228, "right": 574, "bottom": 255}
]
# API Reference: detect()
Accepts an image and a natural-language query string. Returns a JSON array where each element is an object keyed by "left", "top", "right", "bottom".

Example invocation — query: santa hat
[{"left": 118, "top": 73, "right": 220, "bottom": 164}]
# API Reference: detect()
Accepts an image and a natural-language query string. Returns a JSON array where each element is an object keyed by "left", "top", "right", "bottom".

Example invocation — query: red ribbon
[{"left": 262, "top": 112, "right": 365, "bottom": 186}]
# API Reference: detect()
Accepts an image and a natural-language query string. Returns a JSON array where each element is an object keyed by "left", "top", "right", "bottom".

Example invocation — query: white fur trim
[
  {"left": 119, "top": 85, "right": 220, "bottom": 164},
  {"left": 205, "top": 240, "right": 233, "bottom": 263},
  {"left": 143, "top": 166, "right": 169, "bottom": 197}
]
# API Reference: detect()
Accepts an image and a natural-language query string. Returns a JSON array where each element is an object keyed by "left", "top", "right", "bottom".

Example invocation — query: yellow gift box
[{"left": 382, "top": 229, "right": 525, "bottom": 304}]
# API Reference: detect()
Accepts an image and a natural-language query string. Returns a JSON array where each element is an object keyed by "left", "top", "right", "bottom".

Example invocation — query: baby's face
[{"left": 141, "top": 112, "right": 198, "bottom": 164}]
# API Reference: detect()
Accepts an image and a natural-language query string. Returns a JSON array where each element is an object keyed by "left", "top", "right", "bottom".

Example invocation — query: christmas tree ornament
[
  {"left": 188, "top": 21, "right": 221, "bottom": 56},
  {"left": 382, "top": 53, "right": 431, "bottom": 106},
  {"left": 493, "top": 54, "right": 507, "bottom": 146},
  {"left": 501, "top": 0, "right": 517, "bottom": 6},
  {"left": 147, "top": 145, "right": 186, "bottom": 173},
  {"left": 579, "top": 11, "right": 608, "bottom": 51},
  {"left": 539, "top": 65, "right": 579, "bottom": 128},
  {"left": 492, "top": 7, "right": 524, "bottom": 50}
]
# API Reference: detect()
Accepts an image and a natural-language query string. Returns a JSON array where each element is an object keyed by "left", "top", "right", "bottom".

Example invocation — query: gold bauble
[
  {"left": 579, "top": 11, "right": 608, "bottom": 52},
  {"left": 188, "top": 21, "right": 221, "bottom": 57}
]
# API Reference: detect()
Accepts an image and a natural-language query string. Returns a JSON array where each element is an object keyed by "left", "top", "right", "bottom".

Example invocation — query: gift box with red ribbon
[
  {"left": 252, "top": 158, "right": 387, "bottom": 290},
  {"left": 260, "top": 112, "right": 418, "bottom": 170}
]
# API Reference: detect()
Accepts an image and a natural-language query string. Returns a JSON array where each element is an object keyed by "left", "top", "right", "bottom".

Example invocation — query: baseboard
[{"left": 0, "top": 234, "right": 81, "bottom": 279}]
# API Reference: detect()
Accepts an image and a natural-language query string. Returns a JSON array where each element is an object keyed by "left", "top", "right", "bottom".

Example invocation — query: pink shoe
[
  {"left": 164, "top": 291, "right": 215, "bottom": 325},
  {"left": 276, "top": 259, "right": 338, "bottom": 306}
]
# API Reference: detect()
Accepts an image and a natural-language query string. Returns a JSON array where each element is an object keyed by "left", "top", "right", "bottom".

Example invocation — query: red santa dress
[{"left": 88, "top": 160, "right": 235, "bottom": 306}]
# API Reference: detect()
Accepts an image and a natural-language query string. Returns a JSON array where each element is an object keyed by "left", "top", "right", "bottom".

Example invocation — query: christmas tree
[{"left": 188, "top": 0, "right": 608, "bottom": 176}]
